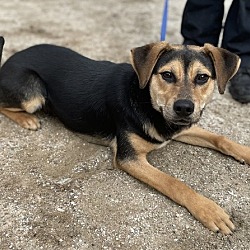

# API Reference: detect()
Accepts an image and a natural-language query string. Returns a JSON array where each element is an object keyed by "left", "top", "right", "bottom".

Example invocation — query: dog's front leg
[
  {"left": 114, "top": 132, "right": 235, "bottom": 234},
  {"left": 174, "top": 126, "right": 250, "bottom": 165}
]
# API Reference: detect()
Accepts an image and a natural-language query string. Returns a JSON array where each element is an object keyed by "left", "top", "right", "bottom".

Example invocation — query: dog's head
[{"left": 131, "top": 42, "right": 240, "bottom": 125}]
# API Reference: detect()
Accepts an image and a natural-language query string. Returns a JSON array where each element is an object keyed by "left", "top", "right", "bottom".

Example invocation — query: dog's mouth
[
  {"left": 162, "top": 113, "right": 195, "bottom": 126},
  {"left": 159, "top": 106, "right": 202, "bottom": 126},
  {"left": 172, "top": 118, "right": 193, "bottom": 126}
]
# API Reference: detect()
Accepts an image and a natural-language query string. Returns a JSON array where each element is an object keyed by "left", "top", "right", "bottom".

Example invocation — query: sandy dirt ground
[{"left": 0, "top": 0, "right": 249, "bottom": 249}]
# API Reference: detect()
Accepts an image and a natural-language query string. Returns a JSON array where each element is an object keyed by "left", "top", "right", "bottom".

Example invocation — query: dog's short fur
[{"left": 0, "top": 36, "right": 249, "bottom": 234}]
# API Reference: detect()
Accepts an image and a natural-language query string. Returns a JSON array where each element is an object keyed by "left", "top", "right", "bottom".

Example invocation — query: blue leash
[{"left": 160, "top": 0, "right": 168, "bottom": 41}]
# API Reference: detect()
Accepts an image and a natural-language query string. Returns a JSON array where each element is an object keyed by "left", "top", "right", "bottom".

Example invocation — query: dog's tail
[{"left": 0, "top": 36, "right": 5, "bottom": 67}]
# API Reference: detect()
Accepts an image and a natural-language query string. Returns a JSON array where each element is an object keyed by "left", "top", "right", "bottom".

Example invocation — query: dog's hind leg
[
  {"left": 0, "top": 107, "right": 42, "bottom": 131},
  {"left": 0, "top": 71, "right": 46, "bottom": 130}
]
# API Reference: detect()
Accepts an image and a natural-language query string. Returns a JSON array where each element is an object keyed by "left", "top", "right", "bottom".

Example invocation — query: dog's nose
[{"left": 173, "top": 99, "right": 194, "bottom": 117}]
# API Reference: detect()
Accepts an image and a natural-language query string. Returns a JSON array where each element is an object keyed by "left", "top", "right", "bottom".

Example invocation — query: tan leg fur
[
  {"left": 174, "top": 126, "right": 250, "bottom": 165},
  {"left": 0, "top": 108, "right": 40, "bottom": 130},
  {"left": 115, "top": 133, "right": 237, "bottom": 235}
]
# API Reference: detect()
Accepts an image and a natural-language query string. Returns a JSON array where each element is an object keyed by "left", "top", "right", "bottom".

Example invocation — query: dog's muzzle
[{"left": 172, "top": 99, "right": 195, "bottom": 125}]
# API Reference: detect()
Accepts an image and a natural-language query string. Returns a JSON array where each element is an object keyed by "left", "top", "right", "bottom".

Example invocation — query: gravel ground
[{"left": 0, "top": 0, "right": 249, "bottom": 249}]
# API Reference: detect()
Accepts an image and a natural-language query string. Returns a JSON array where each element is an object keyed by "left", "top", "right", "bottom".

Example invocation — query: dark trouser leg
[
  {"left": 181, "top": 0, "right": 224, "bottom": 46},
  {"left": 226, "top": 0, "right": 250, "bottom": 102},
  {"left": 222, "top": 0, "right": 250, "bottom": 67}
]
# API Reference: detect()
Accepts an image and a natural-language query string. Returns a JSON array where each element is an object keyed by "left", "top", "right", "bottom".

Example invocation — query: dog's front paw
[
  {"left": 187, "top": 194, "right": 235, "bottom": 235},
  {"left": 231, "top": 144, "right": 250, "bottom": 165}
]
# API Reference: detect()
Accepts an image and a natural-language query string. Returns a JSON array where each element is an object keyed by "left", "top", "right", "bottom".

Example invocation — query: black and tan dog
[{"left": 0, "top": 36, "right": 249, "bottom": 234}]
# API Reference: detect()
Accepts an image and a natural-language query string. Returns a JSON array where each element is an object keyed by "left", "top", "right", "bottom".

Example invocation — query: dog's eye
[
  {"left": 195, "top": 74, "right": 209, "bottom": 85},
  {"left": 160, "top": 71, "right": 175, "bottom": 83}
]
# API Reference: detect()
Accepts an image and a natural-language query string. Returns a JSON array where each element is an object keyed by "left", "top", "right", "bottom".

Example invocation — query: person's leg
[
  {"left": 181, "top": 0, "right": 224, "bottom": 46},
  {"left": 222, "top": 0, "right": 250, "bottom": 103},
  {"left": 222, "top": 0, "right": 250, "bottom": 67}
]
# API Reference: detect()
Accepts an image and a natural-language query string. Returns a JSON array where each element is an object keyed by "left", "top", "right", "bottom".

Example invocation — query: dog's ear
[
  {"left": 131, "top": 42, "right": 171, "bottom": 89},
  {"left": 204, "top": 43, "right": 241, "bottom": 94}
]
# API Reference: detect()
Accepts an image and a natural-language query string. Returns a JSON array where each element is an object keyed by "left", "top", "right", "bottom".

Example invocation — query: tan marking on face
[
  {"left": 188, "top": 61, "right": 215, "bottom": 120},
  {"left": 150, "top": 59, "right": 185, "bottom": 121},
  {"left": 149, "top": 57, "right": 215, "bottom": 124},
  {"left": 21, "top": 96, "right": 45, "bottom": 114},
  {"left": 158, "top": 60, "right": 184, "bottom": 80},
  {"left": 188, "top": 61, "right": 212, "bottom": 78},
  {"left": 150, "top": 60, "right": 184, "bottom": 111}
]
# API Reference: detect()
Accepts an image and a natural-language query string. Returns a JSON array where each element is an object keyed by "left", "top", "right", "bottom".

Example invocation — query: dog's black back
[{"left": 1, "top": 44, "right": 175, "bottom": 140}]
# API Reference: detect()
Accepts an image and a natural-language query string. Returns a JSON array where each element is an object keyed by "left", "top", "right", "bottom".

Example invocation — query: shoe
[{"left": 229, "top": 67, "right": 250, "bottom": 103}]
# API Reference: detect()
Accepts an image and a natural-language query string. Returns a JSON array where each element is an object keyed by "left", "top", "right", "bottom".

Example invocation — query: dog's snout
[{"left": 173, "top": 99, "right": 194, "bottom": 117}]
